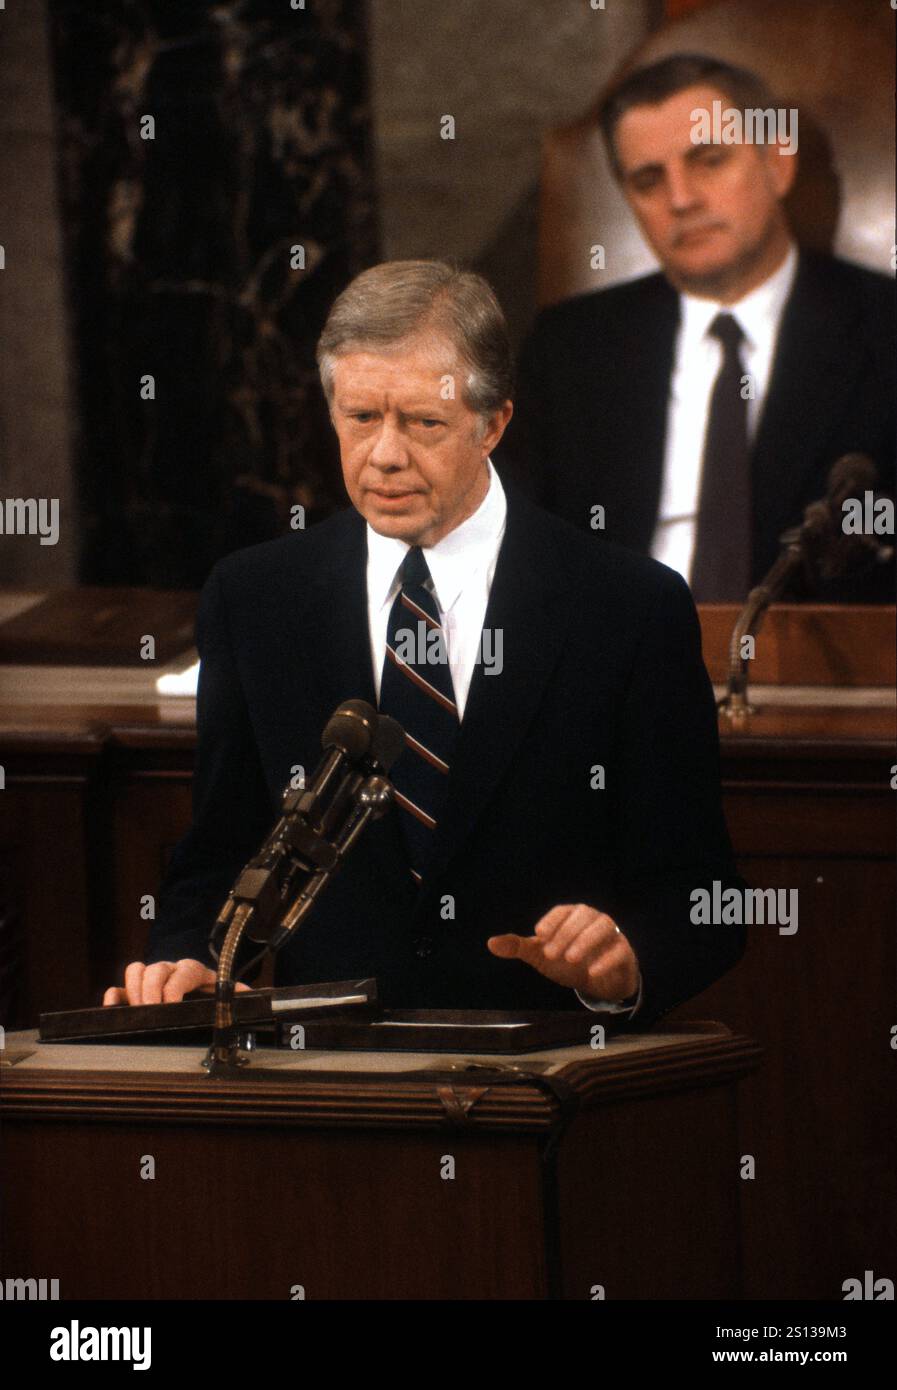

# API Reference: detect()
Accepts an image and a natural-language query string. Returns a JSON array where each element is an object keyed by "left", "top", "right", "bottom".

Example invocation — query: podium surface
[{"left": 2, "top": 1022, "right": 760, "bottom": 1301}]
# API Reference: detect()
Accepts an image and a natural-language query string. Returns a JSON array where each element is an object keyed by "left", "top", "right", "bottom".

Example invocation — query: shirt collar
[
  {"left": 677, "top": 241, "right": 799, "bottom": 354},
  {"left": 366, "top": 457, "right": 507, "bottom": 615}
]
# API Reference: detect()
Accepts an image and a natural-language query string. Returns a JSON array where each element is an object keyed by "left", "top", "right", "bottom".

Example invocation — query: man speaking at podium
[{"left": 105, "top": 260, "right": 746, "bottom": 1028}]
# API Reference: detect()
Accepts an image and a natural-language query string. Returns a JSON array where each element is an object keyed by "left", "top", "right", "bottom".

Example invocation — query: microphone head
[
  {"left": 800, "top": 498, "right": 834, "bottom": 540},
  {"left": 322, "top": 700, "right": 378, "bottom": 760},
  {"left": 371, "top": 714, "right": 406, "bottom": 772},
  {"left": 819, "top": 454, "right": 889, "bottom": 579},
  {"left": 827, "top": 453, "right": 878, "bottom": 511}
]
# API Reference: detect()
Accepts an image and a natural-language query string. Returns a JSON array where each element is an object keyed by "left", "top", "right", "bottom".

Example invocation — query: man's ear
[
  {"left": 768, "top": 139, "right": 798, "bottom": 199},
  {"left": 480, "top": 400, "right": 514, "bottom": 454}
]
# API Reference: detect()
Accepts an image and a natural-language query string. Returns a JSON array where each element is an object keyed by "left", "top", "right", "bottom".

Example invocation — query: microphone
[
  {"left": 801, "top": 454, "right": 892, "bottom": 580},
  {"left": 371, "top": 713, "right": 405, "bottom": 772},
  {"left": 314, "top": 709, "right": 405, "bottom": 841},
  {"left": 204, "top": 699, "right": 405, "bottom": 1071},
  {"left": 827, "top": 452, "right": 879, "bottom": 506},
  {"left": 301, "top": 698, "right": 380, "bottom": 825},
  {"left": 781, "top": 453, "right": 892, "bottom": 581},
  {"left": 719, "top": 454, "right": 893, "bottom": 720},
  {"left": 213, "top": 699, "right": 402, "bottom": 947}
]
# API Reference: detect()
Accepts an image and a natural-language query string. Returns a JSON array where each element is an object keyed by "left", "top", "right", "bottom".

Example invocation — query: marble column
[{"left": 47, "top": 0, "right": 378, "bottom": 587}]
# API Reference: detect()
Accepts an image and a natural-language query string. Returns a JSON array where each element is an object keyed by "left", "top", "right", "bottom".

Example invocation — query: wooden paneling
[
  {"left": 1, "top": 1025, "right": 756, "bottom": 1300},
  {"left": 2, "top": 1122, "right": 548, "bottom": 1299},
  {"left": 0, "top": 742, "right": 100, "bottom": 1026},
  {"left": 558, "top": 1086, "right": 742, "bottom": 1299},
  {"left": 669, "top": 785, "right": 896, "bottom": 1299},
  {"left": 666, "top": 0, "right": 717, "bottom": 16},
  {"left": 700, "top": 604, "right": 896, "bottom": 687},
  {"left": 107, "top": 771, "right": 193, "bottom": 989}
]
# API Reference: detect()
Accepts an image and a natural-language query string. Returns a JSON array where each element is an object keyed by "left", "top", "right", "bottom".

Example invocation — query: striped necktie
[{"left": 378, "top": 546, "right": 460, "bottom": 885}]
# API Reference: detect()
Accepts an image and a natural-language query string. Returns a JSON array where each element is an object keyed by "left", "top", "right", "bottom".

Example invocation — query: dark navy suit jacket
[
  {"left": 145, "top": 478, "right": 747, "bottom": 1028},
  {"left": 498, "top": 251, "right": 895, "bottom": 599}
]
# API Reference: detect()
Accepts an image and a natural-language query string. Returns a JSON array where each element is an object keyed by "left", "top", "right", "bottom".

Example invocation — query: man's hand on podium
[
  {"left": 487, "top": 903, "right": 640, "bottom": 1003},
  {"left": 103, "top": 959, "right": 251, "bottom": 1006}
]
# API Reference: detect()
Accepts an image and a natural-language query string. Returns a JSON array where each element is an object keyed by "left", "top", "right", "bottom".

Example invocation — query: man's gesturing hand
[
  {"left": 103, "top": 959, "right": 250, "bottom": 1007},
  {"left": 487, "top": 903, "right": 639, "bottom": 1001}
]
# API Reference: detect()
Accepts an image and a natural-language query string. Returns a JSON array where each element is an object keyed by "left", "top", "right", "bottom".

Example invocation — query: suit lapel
[
  {"left": 415, "top": 483, "right": 573, "bottom": 902},
  {"left": 612, "top": 275, "right": 679, "bottom": 550},
  {"left": 752, "top": 252, "right": 863, "bottom": 558},
  {"left": 282, "top": 510, "right": 414, "bottom": 892},
  {"left": 285, "top": 508, "right": 377, "bottom": 714}
]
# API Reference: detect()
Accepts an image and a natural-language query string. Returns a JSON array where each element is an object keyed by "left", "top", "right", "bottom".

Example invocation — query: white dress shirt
[
  {"left": 367, "top": 457, "right": 508, "bottom": 719},
  {"left": 651, "top": 242, "right": 799, "bottom": 582},
  {"left": 366, "top": 457, "right": 642, "bottom": 1018}
]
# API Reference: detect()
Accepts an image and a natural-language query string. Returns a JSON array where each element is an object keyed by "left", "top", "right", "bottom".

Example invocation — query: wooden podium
[
  {"left": 1, "top": 1023, "right": 760, "bottom": 1301},
  {"left": 0, "top": 598, "right": 893, "bottom": 1299}
]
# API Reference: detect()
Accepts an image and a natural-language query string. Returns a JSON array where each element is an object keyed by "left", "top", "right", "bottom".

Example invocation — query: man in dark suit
[
  {"left": 498, "top": 54, "right": 895, "bottom": 601},
  {"left": 105, "top": 260, "right": 746, "bottom": 1029}
]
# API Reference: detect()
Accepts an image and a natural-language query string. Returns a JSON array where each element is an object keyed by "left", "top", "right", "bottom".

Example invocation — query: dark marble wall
[
  {"left": 49, "top": 0, "right": 378, "bottom": 587},
  {"left": 0, "top": 0, "right": 78, "bottom": 587}
]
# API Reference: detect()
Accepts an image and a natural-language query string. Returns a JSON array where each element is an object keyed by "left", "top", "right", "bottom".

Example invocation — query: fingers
[
  {"left": 103, "top": 959, "right": 220, "bottom": 1006},
  {"left": 102, "top": 961, "right": 156, "bottom": 1007},
  {"left": 161, "top": 960, "right": 246, "bottom": 1001},
  {"left": 585, "top": 941, "right": 639, "bottom": 998},
  {"left": 537, "top": 903, "right": 614, "bottom": 960},
  {"left": 144, "top": 962, "right": 179, "bottom": 1005},
  {"left": 532, "top": 903, "right": 576, "bottom": 938},
  {"left": 493, "top": 904, "right": 639, "bottom": 998},
  {"left": 491, "top": 910, "right": 617, "bottom": 971},
  {"left": 560, "top": 917, "right": 614, "bottom": 964},
  {"left": 159, "top": 960, "right": 217, "bottom": 1003},
  {"left": 123, "top": 960, "right": 148, "bottom": 1006},
  {"left": 486, "top": 933, "right": 545, "bottom": 968},
  {"left": 487, "top": 933, "right": 525, "bottom": 959}
]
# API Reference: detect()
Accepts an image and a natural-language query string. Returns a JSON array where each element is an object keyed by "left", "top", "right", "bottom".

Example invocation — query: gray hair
[{"left": 316, "top": 260, "right": 513, "bottom": 419}]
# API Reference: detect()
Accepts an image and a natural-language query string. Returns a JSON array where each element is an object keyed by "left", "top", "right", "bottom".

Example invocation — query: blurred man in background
[{"left": 499, "top": 53, "right": 895, "bottom": 601}]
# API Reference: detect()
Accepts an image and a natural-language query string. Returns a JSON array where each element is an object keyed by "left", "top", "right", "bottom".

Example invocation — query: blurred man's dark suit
[
  {"left": 498, "top": 251, "right": 895, "bottom": 599},
  {"left": 145, "top": 479, "right": 746, "bottom": 1029}
]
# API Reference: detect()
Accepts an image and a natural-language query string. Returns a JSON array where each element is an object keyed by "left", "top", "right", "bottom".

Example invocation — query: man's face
[
  {"left": 329, "top": 333, "right": 512, "bottom": 548},
  {"left": 614, "top": 84, "right": 796, "bottom": 296}
]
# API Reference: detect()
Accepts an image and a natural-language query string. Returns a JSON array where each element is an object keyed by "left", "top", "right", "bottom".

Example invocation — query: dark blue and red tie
[{"left": 378, "top": 546, "right": 460, "bottom": 885}]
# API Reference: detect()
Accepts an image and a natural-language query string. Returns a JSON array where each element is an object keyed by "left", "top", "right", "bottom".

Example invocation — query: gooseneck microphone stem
[
  {"left": 718, "top": 538, "right": 803, "bottom": 722},
  {"left": 718, "top": 455, "right": 891, "bottom": 724},
  {"left": 205, "top": 904, "right": 252, "bottom": 1071},
  {"left": 202, "top": 701, "right": 403, "bottom": 1076}
]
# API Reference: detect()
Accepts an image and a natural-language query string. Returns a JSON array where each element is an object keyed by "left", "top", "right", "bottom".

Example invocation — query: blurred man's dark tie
[{"left": 691, "top": 312, "right": 752, "bottom": 602}]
